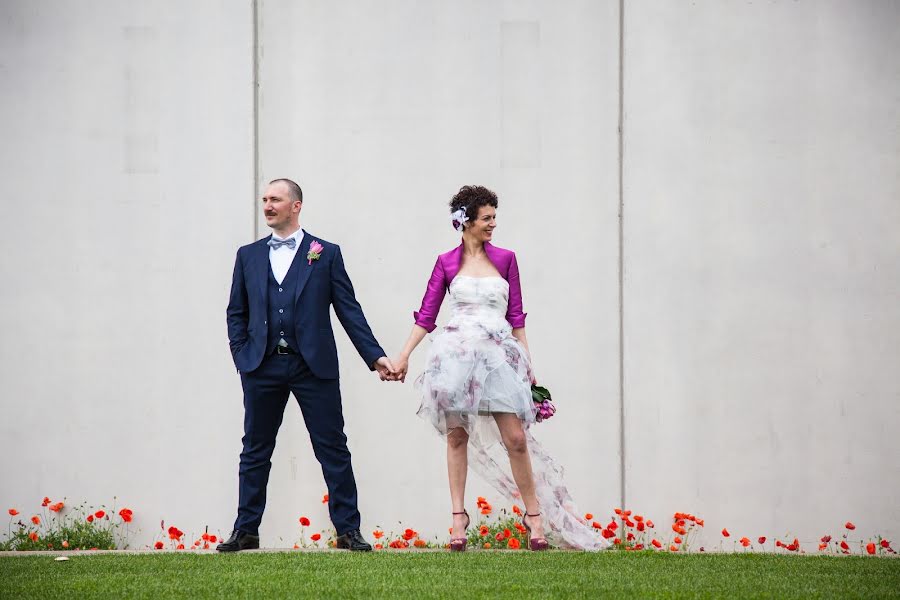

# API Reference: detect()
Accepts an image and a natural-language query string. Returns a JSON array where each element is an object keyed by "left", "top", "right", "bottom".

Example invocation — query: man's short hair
[{"left": 270, "top": 178, "right": 303, "bottom": 203}]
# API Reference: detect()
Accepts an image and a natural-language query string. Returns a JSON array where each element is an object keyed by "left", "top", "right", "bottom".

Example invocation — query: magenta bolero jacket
[{"left": 413, "top": 242, "right": 527, "bottom": 333}]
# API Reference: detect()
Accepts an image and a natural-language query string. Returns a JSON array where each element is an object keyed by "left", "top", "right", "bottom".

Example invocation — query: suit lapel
[
  {"left": 253, "top": 236, "right": 271, "bottom": 303},
  {"left": 293, "top": 231, "right": 314, "bottom": 304}
]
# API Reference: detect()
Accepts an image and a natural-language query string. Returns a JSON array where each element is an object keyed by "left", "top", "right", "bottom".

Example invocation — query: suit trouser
[{"left": 234, "top": 351, "right": 361, "bottom": 536}]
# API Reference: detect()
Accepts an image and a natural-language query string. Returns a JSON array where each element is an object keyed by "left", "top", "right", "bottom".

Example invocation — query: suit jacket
[
  {"left": 413, "top": 241, "right": 527, "bottom": 333},
  {"left": 227, "top": 231, "right": 385, "bottom": 378}
]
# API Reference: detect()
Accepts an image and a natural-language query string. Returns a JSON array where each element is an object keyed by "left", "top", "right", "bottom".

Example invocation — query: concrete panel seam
[
  {"left": 617, "top": 0, "right": 626, "bottom": 512},
  {"left": 252, "top": 0, "right": 260, "bottom": 240}
]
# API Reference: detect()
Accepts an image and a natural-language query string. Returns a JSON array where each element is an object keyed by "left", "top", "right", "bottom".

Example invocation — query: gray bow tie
[{"left": 268, "top": 237, "right": 296, "bottom": 250}]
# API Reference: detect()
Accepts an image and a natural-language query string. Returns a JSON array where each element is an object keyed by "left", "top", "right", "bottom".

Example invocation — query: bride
[{"left": 392, "top": 185, "right": 606, "bottom": 551}]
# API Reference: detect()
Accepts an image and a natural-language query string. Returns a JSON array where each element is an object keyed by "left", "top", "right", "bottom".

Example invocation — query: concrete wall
[
  {"left": 0, "top": 0, "right": 897, "bottom": 549},
  {"left": 0, "top": 0, "right": 254, "bottom": 544},
  {"left": 623, "top": 0, "right": 900, "bottom": 546}
]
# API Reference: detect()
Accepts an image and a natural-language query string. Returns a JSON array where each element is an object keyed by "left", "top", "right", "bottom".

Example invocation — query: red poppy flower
[
  {"left": 414, "top": 539, "right": 427, "bottom": 548},
  {"left": 695, "top": 519, "right": 704, "bottom": 527},
  {"left": 626, "top": 533, "right": 635, "bottom": 541},
  {"left": 584, "top": 513, "right": 593, "bottom": 520},
  {"left": 87, "top": 515, "right": 94, "bottom": 523},
  {"left": 651, "top": 539, "right": 662, "bottom": 548},
  {"left": 512, "top": 505, "right": 522, "bottom": 516},
  {"left": 402, "top": 528, "right": 416, "bottom": 541},
  {"left": 29, "top": 532, "right": 38, "bottom": 542},
  {"left": 787, "top": 542, "right": 798, "bottom": 552},
  {"left": 866, "top": 542, "right": 875, "bottom": 555},
  {"left": 515, "top": 523, "right": 527, "bottom": 534},
  {"left": 601, "top": 529, "right": 615, "bottom": 539},
  {"left": 881, "top": 540, "right": 891, "bottom": 549},
  {"left": 209, "top": 535, "right": 217, "bottom": 543},
  {"left": 322, "top": 494, "right": 329, "bottom": 504},
  {"left": 845, "top": 522, "right": 855, "bottom": 530},
  {"left": 374, "top": 543, "right": 383, "bottom": 550},
  {"left": 49, "top": 502, "right": 64, "bottom": 513},
  {"left": 740, "top": 537, "right": 750, "bottom": 547},
  {"left": 31, "top": 515, "right": 40, "bottom": 525},
  {"left": 373, "top": 529, "right": 384, "bottom": 539},
  {"left": 8, "top": 509, "right": 18, "bottom": 516},
  {"left": 758, "top": 536, "right": 766, "bottom": 544},
  {"left": 615, "top": 508, "right": 623, "bottom": 515},
  {"left": 637, "top": 522, "right": 646, "bottom": 532},
  {"left": 818, "top": 542, "right": 827, "bottom": 551},
  {"left": 646, "top": 520, "right": 655, "bottom": 528},
  {"left": 840, "top": 540, "right": 849, "bottom": 550},
  {"left": 482, "top": 542, "right": 491, "bottom": 549},
  {"left": 119, "top": 508, "right": 133, "bottom": 523},
  {"left": 507, "top": 538, "right": 521, "bottom": 549},
  {"left": 41, "top": 497, "right": 50, "bottom": 507},
  {"left": 167, "top": 526, "right": 184, "bottom": 540},
  {"left": 176, "top": 543, "right": 185, "bottom": 550},
  {"left": 62, "top": 541, "right": 69, "bottom": 548},
  {"left": 776, "top": 540, "right": 783, "bottom": 548},
  {"left": 721, "top": 528, "right": 730, "bottom": 537},
  {"left": 299, "top": 517, "right": 310, "bottom": 527},
  {"left": 479, "top": 525, "right": 489, "bottom": 537},
  {"left": 607, "top": 521, "right": 618, "bottom": 532},
  {"left": 821, "top": 535, "right": 832, "bottom": 543},
  {"left": 634, "top": 515, "right": 644, "bottom": 522},
  {"left": 673, "top": 536, "right": 682, "bottom": 544},
  {"left": 480, "top": 506, "right": 492, "bottom": 515},
  {"left": 669, "top": 544, "right": 677, "bottom": 552},
  {"left": 154, "top": 541, "right": 164, "bottom": 550},
  {"left": 672, "top": 524, "right": 686, "bottom": 535},
  {"left": 592, "top": 521, "right": 602, "bottom": 529},
  {"left": 311, "top": 533, "right": 322, "bottom": 542},
  {"left": 94, "top": 510, "right": 105, "bottom": 519}
]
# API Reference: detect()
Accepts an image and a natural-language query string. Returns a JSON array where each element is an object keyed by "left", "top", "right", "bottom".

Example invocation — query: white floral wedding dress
[{"left": 415, "top": 276, "right": 607, "bottom": 550}]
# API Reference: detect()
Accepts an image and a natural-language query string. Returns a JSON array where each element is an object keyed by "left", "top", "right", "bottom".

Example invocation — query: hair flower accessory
[
  {"left": 450, "top": 207, "right": 469, "bottom": 232},
  {"left": 307, "top": 240, "right": 324, "bottom": 265}
]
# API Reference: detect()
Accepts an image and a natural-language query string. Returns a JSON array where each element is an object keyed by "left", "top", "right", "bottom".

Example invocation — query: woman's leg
[
  {"left": 447, "top": 426, "right": 470, "bottom": 538},
  {"left": 493, "top": 413, "right": 545, "bottom": 539}
]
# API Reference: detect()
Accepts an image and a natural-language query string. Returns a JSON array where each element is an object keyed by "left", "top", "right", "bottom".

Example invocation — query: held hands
[
  {"left": 391, "top": 354, "right": 409, "bottom": 383},
  {"left": 373, "top": 357, "right": 403, "bottom": 382}
]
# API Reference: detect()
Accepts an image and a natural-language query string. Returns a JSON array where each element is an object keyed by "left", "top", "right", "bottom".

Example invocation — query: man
[{"left": 217, "top": 178, "right": 395, "bottom": 552}]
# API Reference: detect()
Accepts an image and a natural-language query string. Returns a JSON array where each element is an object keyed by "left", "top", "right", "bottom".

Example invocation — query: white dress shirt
[{"left": 269, "top": 228, "right": 304, "bottom": 284}]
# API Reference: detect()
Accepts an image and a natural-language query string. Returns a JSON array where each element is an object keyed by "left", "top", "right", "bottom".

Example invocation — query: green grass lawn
[{"left": 1, "top": 551, "right": 898, "bottom": 599}]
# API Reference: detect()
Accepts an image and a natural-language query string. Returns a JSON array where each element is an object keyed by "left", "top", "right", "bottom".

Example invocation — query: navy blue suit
[{"left": 226, "top": 231, "right": 385, "bottom": 536}]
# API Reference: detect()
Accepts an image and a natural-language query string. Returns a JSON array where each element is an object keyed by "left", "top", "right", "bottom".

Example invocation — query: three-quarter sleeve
[
  {"left": 505, "top": 252, "right": 527, "bottom": 328},
  {"left": 413, "top": 257, "right": 447, "bottom": 333}
]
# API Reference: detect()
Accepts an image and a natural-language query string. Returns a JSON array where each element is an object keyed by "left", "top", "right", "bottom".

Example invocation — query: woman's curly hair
[{"left": 449, "top": 185, "right": 499, "bottom": 229}]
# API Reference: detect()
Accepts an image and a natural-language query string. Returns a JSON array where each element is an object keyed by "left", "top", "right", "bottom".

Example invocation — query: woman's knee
[
  {"left": 503, "top": 430, "right": 528, "bottom": 454},
  {"left": 447, "top": 428, "right": 469, "bottom": 449}
]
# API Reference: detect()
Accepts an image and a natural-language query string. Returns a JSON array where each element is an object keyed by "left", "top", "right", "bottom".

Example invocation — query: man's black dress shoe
[
  {"left": 335, "top": 529, "right": 372, "bottom": 551},
  {"left": 216, "top": 530, "right": 260, "bottom": 552}
]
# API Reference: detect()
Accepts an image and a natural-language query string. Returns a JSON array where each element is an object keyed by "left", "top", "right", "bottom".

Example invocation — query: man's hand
[{"left": 373, "top": 357, "right": 400, "bottom": 381}]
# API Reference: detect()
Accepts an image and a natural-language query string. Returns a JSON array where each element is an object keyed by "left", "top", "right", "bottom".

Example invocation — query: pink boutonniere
[{"left": 307, "top": 240, "right": 324, "bottom": 265}]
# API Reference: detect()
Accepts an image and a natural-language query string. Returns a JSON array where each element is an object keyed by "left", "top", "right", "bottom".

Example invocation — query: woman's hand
[{"left": 392, "top": 354, "right": 409, "bottom": 383}]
